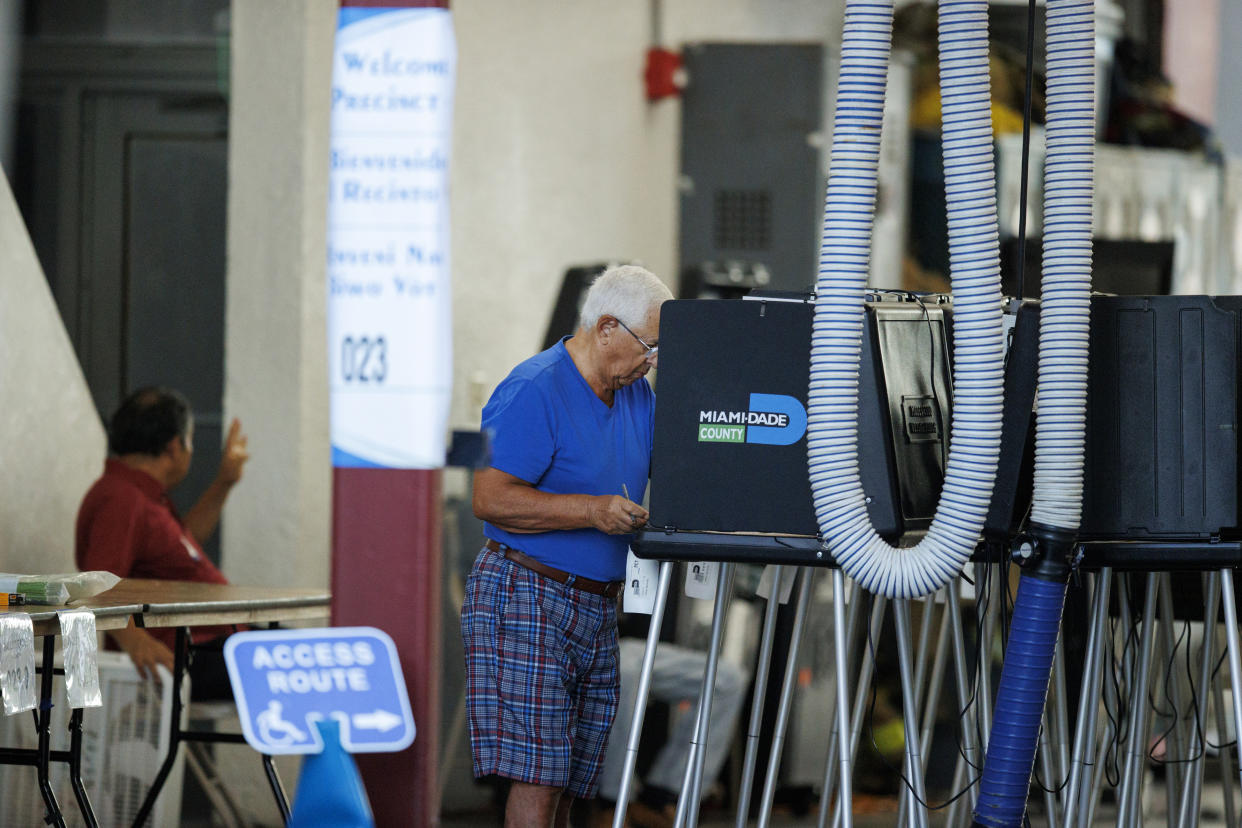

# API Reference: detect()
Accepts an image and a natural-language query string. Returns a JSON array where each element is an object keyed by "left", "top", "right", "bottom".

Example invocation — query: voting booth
[{"left": 635, "top": 294, "right": 954, "bottom": 564}]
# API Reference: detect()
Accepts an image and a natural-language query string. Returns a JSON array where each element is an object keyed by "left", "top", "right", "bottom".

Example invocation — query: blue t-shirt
[{"left": 481, "top": 338, "right": 655, "bottom": 581}]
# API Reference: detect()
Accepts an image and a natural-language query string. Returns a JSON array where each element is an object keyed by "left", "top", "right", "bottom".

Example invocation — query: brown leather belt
[{"left": 485, "top": 539, "right": 622, "bottom": 598}]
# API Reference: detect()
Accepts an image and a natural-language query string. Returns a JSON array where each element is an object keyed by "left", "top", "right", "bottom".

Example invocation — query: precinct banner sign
[
  {"left": 224, "top": 627, "right": 415, "bottom": 755},
  {"left": 327, "top": 7, "right": 456, "bottom": 469}
]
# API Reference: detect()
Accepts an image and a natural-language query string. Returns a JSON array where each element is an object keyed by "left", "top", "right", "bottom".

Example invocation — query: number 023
[{"left": 340, "top": 335, "right": 387, "bottom": 383}]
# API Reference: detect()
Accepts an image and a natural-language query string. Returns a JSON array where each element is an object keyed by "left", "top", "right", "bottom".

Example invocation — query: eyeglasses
[{"left": 616, "top": 318, "right": 659, "bottom": 361}]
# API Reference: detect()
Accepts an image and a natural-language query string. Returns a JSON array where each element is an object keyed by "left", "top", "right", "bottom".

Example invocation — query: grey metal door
[{"left": 16, "top": 44, "right": 229, "bottom": 561}]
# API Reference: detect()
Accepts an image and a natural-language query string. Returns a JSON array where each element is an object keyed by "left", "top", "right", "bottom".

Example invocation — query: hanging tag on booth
[
  {"left": 755, "top": 565, "right": 795, "bottom": 604},
  {"left": 0, "top": 613, "right": 37, "bottom": 715},
  {"left": 59, "top": 610, "right": 102, "bottom": 709},
  {"left": 683, "top": 561, "right": 718, "bottom": 600},
  {"left": 624, "top": 548, "right": 658, "bottom": 614}
]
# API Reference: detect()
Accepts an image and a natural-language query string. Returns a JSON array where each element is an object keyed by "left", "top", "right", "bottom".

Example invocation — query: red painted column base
[{"left": 332, "top": 467, "right": 442, "bottom": 827}]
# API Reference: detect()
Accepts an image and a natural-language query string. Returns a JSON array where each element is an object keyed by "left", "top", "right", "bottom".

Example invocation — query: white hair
[{"left": 578, "top": 265, "right": 673, "bottom": 330}]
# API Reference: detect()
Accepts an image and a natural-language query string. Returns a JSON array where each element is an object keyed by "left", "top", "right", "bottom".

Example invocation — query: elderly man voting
[{"left": 462, "top": 264, "right": 673, "bottom": 828}]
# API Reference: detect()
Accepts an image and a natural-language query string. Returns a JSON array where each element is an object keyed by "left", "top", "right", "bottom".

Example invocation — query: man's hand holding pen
[{"left": 587, "top": 486, "right": 647, "bottom": 535}]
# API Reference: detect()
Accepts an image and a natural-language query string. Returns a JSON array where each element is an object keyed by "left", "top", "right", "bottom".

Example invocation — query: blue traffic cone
[{"left": 288, "top": 718, "right": 375, "bottom": 827}]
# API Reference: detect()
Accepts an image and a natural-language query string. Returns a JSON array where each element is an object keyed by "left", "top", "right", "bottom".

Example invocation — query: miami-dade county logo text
[{"left": 698, "top": 393, "right": 807, "bottom": 446}]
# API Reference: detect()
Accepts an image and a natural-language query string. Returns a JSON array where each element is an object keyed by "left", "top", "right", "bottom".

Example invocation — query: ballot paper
[
  {"left": 59, "top": 610, "right": 102, "bottom": 709},
  {"left": 0, "top": 613, "right": 36, "bottom": 715},
  {"left": 624, "top": 548, "right": 658, "bottom": 614},
  {"left": 684, "top": 560, "right": 719, "bottom": 600},
  {"left": 755, "top": 564, "right": 796, "bottom": 604}
]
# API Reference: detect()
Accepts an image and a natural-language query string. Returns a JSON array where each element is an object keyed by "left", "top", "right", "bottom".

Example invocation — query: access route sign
[{"left": 224, "top": 627, "right": 415, "bottom": 755}]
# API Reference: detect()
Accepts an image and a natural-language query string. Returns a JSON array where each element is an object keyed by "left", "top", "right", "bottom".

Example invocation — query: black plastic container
[{"left": 1081, "top": 295, "right": 1240, "bottom": 541}]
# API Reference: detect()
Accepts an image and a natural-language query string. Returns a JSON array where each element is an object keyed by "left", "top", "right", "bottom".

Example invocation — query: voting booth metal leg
[
  {"left": 1051, "top": 633, "right": 1072, "bottom": 788},
  {"left": 1082, "top": 601, "right": 1128, "bottom": 828},
  {"left": 916, "top": 592, "right": 953, "bottom": 779},
  {"left": 814, "top": 577, "right": 864, "bottom": 828},
  {"left": 917, "top": 592, "right": 952, "bottom": 758},
  {"left": 893, "top": 600, "right": 929, "bottom": 828},
  {"left": 1157, "top": 575, "right": 1190, "bottom": 804},
  {"left": 1108, "top": 574, "right": 1139, "bottom": 825},
  {"left": 756, "top": 567, "right": 815, "bottom": 828},
  {"left": 943, "top": 584, "right": 982, "bottom": 828},
  {"left": 1219, "top": 568, "right": 1242, "bottom": 805},
  {"left": 831, "top": 569, "right": 855, "bottom": 828},
  {"left": 1037, "top": 706, "right": 1061, "bottom": 828},
  {"left": 898, "top": 594, "right": 953, "bottom": 828},
  {"left": 1116, "top": 573, "right": 1139, "bottom": 705},
  {"left": 912, "top": 597, "right": 936, "bottom": 709},
  {"left": 903, "top": 598, "right": 937, "bottom": 818},
  {"left": 613, "top": 560, "right": 676, "bottom": 828},
  {"left": 1117, "top": 574, "right": 1159, "bottom": 828},
  {"left": 946, "top": 585, "right": 980, "bottom": 811},
  {"left": 943, "top": 751, "right": 969, "bottom": 828},
  {"left": 974, "top": 563, "right": 997, "bottom": 750},
  {"left": 735, "top": 565, "right": 788, "bottom": 828},
  {"left": 674, "top": 562, "right": 735, "bottom": 828},
  {"left": 1212, "top": 626, "right": 1239, "bottom": 828},
  {"left": 895, "top": 596, "right": 928, "bottom": 828},
  {"left": 1177, "top": 572, "right": 1220, "bottom": 828},
  {"left": 1063, "top": 568, "right": 1111, "bottom": 828},
  {"left": 831, "top": 596, "right": 888, "bottom": 828}
]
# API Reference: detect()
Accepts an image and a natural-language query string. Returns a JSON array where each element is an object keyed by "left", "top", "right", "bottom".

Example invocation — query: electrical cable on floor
[
  {"left": 1206, "top": 647, "right": 1236, "bottom": 750},
  {"left": 1107, "top": 613, "right": 1144, "bottom": 785},
  {"left": 862, "top": 599, "right": 982, "bottom": 812},
  {"left": 954, "top": 560, "right": 994, "bottom": 774},
  {"left": 1146, "top": 619, "right": 1199, "bottom": 766},
  {"left": 1100, "top": 612, "right": 1134, "bottom": 787}
]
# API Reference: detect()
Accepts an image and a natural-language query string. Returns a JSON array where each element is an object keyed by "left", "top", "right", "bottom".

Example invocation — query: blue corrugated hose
[{"left": 972, "top": 573, "right": 1068, "bottom": 826}]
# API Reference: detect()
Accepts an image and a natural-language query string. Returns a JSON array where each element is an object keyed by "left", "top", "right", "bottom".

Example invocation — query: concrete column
[{"left": 223, "top": 0, "right": 336, "bottom": 588}]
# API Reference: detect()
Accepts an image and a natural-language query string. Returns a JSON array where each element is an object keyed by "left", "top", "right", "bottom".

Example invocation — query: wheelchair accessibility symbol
[{"left": 257, "top": 701, "right": 308, "bottom": 746}]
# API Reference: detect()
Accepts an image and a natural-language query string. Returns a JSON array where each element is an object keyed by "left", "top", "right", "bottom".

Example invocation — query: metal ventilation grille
[{"left": 713, "top": 189, "right": 772, "bottom": 250}]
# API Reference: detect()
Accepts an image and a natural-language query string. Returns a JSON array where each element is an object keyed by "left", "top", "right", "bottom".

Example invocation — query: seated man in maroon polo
[{"left": 76, "top": 386, "right": 250, "bottom": 699}]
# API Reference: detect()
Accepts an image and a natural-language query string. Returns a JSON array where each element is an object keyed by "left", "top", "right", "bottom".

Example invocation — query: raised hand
[{"left": 217, "top": 418, "right": 251, "bottom": 486}]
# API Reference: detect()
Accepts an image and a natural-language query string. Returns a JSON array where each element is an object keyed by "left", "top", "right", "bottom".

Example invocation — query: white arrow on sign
[{"left": 353, "top": 709, "right": 403, "bottom": 733}]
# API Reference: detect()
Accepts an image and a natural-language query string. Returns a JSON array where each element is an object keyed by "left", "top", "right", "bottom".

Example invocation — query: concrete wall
[
  {"left": 448, "top": 0, "right": 844, "bottom": 438},
  {"left": 0, "top": 170, "right": 105, "bottom": 574},
  {"left": 222, "top": 0, "right": 335, "bottom": 588}
]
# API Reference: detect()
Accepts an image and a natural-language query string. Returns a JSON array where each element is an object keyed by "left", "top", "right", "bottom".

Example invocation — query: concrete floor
[{"left": 437, "top": 776, "right": 1235, "bottom": 828}]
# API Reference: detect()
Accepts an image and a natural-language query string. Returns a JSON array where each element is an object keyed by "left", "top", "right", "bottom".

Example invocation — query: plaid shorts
[{"left": 461, "top": 544, "right": 619, "bottom": 798}]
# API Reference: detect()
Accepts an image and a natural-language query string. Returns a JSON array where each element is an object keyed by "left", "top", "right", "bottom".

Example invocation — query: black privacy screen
[{"left": 637, "top": 296, "right": 952, "bottom": 564}]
